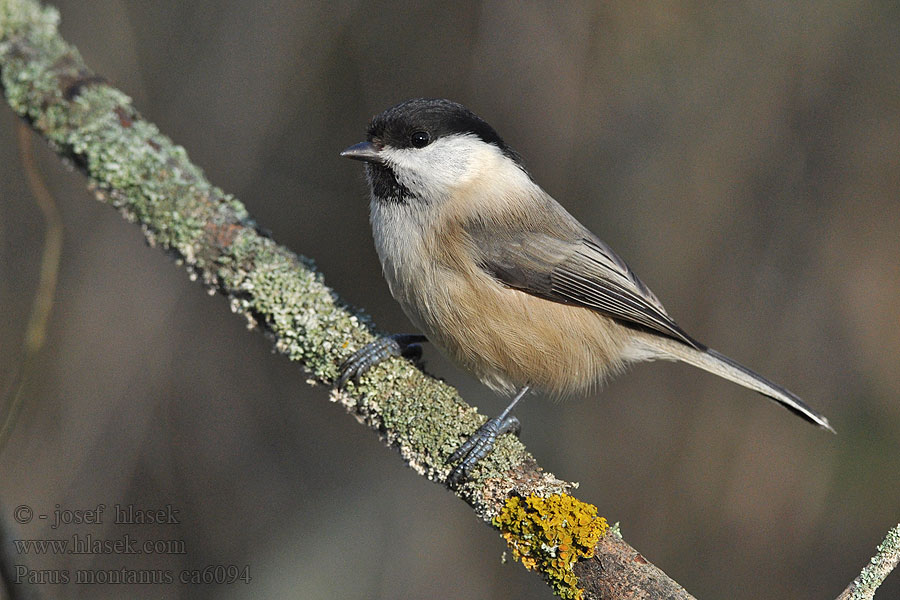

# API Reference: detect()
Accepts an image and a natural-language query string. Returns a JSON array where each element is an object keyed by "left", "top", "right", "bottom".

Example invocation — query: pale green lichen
[
  {"left": 847, "top": 523, "right": 900, "bottom": 600},
  {"left": 493, "top": 494, "right": 608, "bottom": 600}
]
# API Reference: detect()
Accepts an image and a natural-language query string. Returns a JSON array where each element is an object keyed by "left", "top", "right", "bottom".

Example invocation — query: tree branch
[
  {"left": 836, "top": 524, "right": 900, "bottom": 600},
  {"left": 4, "top": 2, "right": 894, "bottom": 599}
]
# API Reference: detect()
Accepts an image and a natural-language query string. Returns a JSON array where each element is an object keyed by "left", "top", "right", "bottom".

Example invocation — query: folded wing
[{"left": 465, "top": 217, "right": 702, "bottom": 350}]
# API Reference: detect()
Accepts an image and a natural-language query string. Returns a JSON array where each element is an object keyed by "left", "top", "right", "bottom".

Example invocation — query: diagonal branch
[
  {"left": 1, "top": 0, "right": 576, "bottom": 519},
  {"left": 836, "top": 524, "right": 900, "bottom": 600},
  {"left": 0, "top": 3, "right": 661, "bottom": 598},
  {"left": 8, "top": 2, "right": 892, "bottom": 599}
]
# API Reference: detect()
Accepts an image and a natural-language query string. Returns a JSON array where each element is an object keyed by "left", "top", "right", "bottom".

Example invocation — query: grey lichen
[
  {"left": 0, "top": 0, "right": 573, "bottom": 521},
  {"left": 846, "top": 523, "right": 900, "bottom": 600}
]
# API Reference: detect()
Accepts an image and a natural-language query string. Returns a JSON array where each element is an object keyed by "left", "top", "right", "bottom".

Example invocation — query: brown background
[{"left": 1, "top": 2, "right": 898, "bottom": 599}]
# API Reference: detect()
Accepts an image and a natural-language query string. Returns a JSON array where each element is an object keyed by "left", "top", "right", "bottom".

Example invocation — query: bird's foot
[
  {"left": 446, "top": 414, "right": 521, "bottom": 485},
  {"left": 337, "top": 334, "right": 427, "bottom": 388}
]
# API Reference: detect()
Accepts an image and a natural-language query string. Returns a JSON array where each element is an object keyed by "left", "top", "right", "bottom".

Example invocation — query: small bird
[{"left": 339, "top": 98, "right": 833, "bottom": 484}]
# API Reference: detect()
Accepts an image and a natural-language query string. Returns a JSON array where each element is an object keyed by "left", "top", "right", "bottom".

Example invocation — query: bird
[{"left": 338, "top": 98, "right": 833, "bottom": 484}]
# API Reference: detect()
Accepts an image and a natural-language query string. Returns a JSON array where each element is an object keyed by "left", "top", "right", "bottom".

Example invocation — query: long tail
[{"left": 633, "top": 334, "right": 834, "bottom": 432}]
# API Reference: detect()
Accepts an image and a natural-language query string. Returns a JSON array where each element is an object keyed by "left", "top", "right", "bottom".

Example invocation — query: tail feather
[{"left": 633, "top": 334, "right": 834, "bottom": 432}]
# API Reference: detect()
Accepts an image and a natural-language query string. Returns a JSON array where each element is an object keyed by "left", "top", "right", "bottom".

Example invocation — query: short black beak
[{"left": 340, "top": 141, "right": 382, "bottom": 164}]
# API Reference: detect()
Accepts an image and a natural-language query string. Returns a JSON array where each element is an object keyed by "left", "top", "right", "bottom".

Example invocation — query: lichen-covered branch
[
  {"left": 0, "top": 2, "right": 819, "bottom": 599},
  {"left": 836, "top": 524, "right": 900, "bottom": 600},
  {"left": 0, "top": 0, "right": 575, "bottom": 517}
]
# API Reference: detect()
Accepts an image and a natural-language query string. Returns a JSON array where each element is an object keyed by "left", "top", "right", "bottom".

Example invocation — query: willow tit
[{"left": 339, "top": 98, "right": 833, "bottom": 484}]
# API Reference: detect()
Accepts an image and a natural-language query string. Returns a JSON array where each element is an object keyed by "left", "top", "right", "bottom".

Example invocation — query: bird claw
[
  {"left": 446, "top": 414, "right": 521, "bottom": 485},
  {"left": 337, "top": 334, "right": 426, "bottom": 388}
]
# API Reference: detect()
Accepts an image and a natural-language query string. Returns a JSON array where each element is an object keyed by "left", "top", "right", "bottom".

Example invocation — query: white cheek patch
[{"left": 381, "top": 134, "right": 500, "bottom": 200}]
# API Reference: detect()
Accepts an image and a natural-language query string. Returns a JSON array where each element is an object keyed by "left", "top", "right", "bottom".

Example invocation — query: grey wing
[{"left": 466, "top": 221, "right": 704, "bottom": 350}]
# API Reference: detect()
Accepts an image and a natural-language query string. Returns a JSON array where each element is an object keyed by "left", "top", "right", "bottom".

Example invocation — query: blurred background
[{"left": 1, "top": 1, "right": 898, "bottom": 598}]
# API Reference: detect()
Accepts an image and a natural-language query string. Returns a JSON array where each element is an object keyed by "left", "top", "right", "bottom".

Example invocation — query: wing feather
[{"left": 464, "top": 215, "right": 702, "bottom": 349}]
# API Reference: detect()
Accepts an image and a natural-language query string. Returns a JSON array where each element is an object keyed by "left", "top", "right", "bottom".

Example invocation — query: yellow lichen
[{"left": 492, "top": 494, "right": 608, "bottom": 600}]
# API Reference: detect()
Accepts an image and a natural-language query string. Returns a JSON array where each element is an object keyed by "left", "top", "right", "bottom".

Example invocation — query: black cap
[{"left": 366, "top": 98, "right": 522, "bottom": 165}]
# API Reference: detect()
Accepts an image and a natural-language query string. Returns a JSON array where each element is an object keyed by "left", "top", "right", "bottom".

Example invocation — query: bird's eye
[{"left": 410, "top": 131, "right": 430, "bottom": 148}]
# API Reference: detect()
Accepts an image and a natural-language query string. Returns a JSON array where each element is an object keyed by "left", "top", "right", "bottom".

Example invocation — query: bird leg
[{"left": 447, "top": 385, "right": 530, "bottom": 485}]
